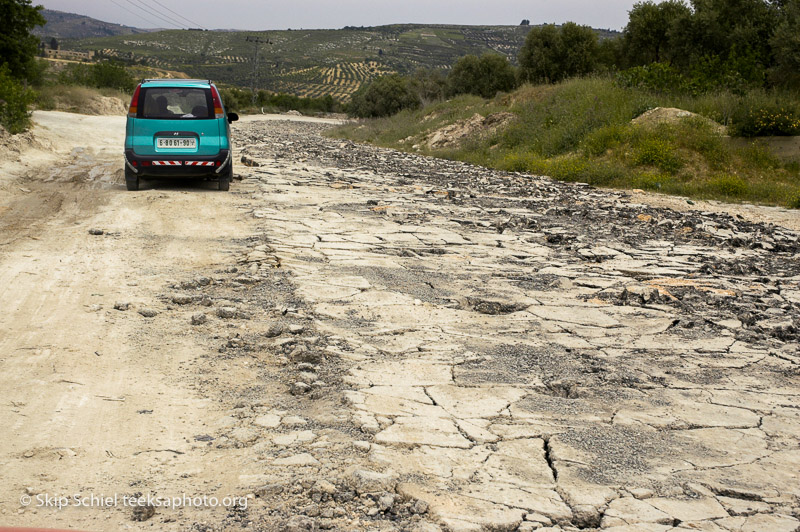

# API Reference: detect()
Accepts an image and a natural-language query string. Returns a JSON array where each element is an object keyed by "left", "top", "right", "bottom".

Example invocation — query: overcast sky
[{"left": 37, "top": 0, "right": 641, "bottom": 31}]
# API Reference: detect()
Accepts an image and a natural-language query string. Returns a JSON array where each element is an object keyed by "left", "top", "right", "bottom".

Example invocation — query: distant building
[{"left": 43, "top": 48, "right": 95, "bottom": 61}]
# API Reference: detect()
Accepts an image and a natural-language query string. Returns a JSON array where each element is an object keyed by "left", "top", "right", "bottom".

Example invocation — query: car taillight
[
  {"left": 210, "top": 86, "right": 224, "bottom": 119},
  {"left": 128, "top": 84, "right": 141, "bottom": 117}
]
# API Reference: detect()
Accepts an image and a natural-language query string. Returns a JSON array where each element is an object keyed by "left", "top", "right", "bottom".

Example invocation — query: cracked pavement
[
  {"left": 2, "top": 114, "right": 798, "bottom": 532},
  {"left": 230, "top": 119, "right": 800, "bottom": 531}
]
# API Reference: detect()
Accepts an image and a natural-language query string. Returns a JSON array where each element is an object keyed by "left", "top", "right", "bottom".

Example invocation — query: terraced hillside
[{"left": 67, "top": 24, "right": 617, "bottom": 100}]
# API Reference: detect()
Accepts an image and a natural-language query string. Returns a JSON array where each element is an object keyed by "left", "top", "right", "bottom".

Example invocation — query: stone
[
  {"left": 601, "top": 497, "right": 674, "bottom": 527},
  {"left": 347, "top": 468, "right": 397, "bottom": 495},
  {"left": 254, "top": 414, "right": 281, "bottom": 428},
  {"left": 427, "top": 385, "right": 526, "bottom": 418},
  {"left": 281, "top": 415, "right": 307, "bottom": 427},
  {"left": 411, "top": 522, "right": 441, "bottom": 532},
  {"left": 411, "top": 499, "right": 429, "bottom": 514},
  {"left": 716, "top": 496, "right": 770, "bottom": 516},
  {"left": 216, "top": 307, "right": 237, "bottom": 319},
  {"left": 274, "top": 453, "right": 319, "bottom": 466},
  {"left": 290, "top": 382, "right": 311, "bottom": 395},
  {"left": 378, "top": 493, "right": 395, "bottom": 511},
  {"left": 191, "top": 313, "right": 207, "bottom": 325},
  {"left": 374, "top": 417, "right": 472, "bottom": 448},
  {"left": 398, "top": 483, "right": 524, "bottom": 531},
  {"left": 88, "top": 228, "right": 104, "bottom": 235},
  {"left": 113, "top": 301, "right": 130, "bottom": 311},
  {"left": 314, "top": 480, "right": 337, "bottom": 495},
  {"left": 295, "top": 430, "right": 316, "bottom": 442},
  {"left": 353, "top": 441, "right": 371, "bottom": 452},
  {"left": 131, "top": 503, "right": 155, "bottom": 521},
  {"left": 229, "top": 427, "right": 259, "bottom": 444},
  {"left": 647, "top": 497, "right": 728, "bottom": 522},
  {"left": 138, "top": 308, "right": 158, "bottom": 318},
  {"left": 265, "top": 323, "right": 284, "bottom": 338},
  {"left": 172, "top": 294, "right": 193, "bottom": 305}
]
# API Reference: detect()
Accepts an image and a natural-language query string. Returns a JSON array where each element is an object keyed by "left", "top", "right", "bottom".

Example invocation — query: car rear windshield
[{"left": 139, "top": 87, "right": 213, "bottom": 119}]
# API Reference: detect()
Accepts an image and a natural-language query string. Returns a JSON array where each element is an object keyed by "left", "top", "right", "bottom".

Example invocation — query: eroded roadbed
[{"left": 1, "top": 115, "right": 799, "bottom": 532}]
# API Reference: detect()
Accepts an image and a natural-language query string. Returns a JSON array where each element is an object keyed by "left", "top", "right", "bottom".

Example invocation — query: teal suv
[{"left": 124, "top": 79, "right": 238, "bottom": 191}]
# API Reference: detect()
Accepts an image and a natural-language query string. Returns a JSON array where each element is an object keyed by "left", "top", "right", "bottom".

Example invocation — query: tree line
[{"left": 350, "top": 0, "right": 800, "bottom": 118}]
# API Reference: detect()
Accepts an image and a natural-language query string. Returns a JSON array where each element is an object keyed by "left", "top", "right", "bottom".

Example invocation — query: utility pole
[{"left": 246, "top": 35, "right": 272, "bottom": 105}]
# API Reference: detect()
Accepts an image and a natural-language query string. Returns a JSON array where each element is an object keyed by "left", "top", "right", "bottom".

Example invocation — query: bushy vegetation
[
  {"left": 348, "top": 74, "right": 421, "bottom": 118},
  {"left": 0, "top": 0, "right": 45, "bottom": 82},
  {"left": 518, "top": 23, "right": 599, "bottom": 83},
  {"left": 517, "top": 0, "right": 800, "bottom": 92},
  {"left": 331, "top": 76, "right": 800, "bottom": 207},
  {"left": 219, "top": 86, "right": 343, "bottom": 115},
  {"left": 0, "top": 0, "right": 45, "bottom": 132},
  {"left": 348, "top": 55, "right": 518, "bottom": 118},
  {"left": 0, "top": 64, "right": 37, "bottom": 133},
  {"left": 447, "top": 53, "right": 517, "bottom": 98},
  {"left": 57, "top": 61, "right": 136, "bottom": 92}
]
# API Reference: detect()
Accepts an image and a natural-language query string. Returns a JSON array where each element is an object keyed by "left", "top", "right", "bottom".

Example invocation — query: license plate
[{"left": 157, "top": 137, "right": 196, "bottom": 149}]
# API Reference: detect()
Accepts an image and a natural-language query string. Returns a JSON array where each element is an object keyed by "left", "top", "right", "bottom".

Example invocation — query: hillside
[
  {"left": 33, "top": 9, "right": 153, "bottom": 39},
  {"left": 330, "top": 77, "right": 800, "bottom": 208},
  {"left": 66, "top": 24, "right": 618, "bottom": 100}
]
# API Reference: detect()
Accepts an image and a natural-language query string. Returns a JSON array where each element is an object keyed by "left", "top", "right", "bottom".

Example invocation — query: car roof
[{"left": 141, "top": 79, "right": 213, "bottom": 89}]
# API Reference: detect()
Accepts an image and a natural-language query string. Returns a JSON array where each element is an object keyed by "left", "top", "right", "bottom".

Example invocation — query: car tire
[
  {"left": 218, "top": 162, "right": 232, "bottom": 191},
  {"left": 125, "top": 166, "right": 139, "bottom": 191}
]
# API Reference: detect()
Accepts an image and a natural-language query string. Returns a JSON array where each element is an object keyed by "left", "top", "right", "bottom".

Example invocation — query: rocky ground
[{"left": 1, "top": 114, "right": 798, "bottom": 532}]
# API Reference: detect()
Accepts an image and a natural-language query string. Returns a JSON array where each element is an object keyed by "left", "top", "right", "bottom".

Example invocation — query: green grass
[{"left": 330, "top": 76, "right": 800, "bottom": 208}]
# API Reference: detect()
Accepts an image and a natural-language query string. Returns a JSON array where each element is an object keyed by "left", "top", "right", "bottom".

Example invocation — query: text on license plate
[{"left": 157, "top": 137, "right": 196, "bottom": 149}]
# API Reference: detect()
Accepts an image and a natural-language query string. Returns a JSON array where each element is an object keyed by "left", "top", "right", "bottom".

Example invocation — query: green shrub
[
  {"left": 632, "top": 134, "right": 683, "bottom": 174},
  {"left": 57, "top": 61, "right": 135, "bottom": 92},
  {"left": 518, "top": 22, "right": 599, "bottom": 84},
  {"left": 0, "top": 65, "right": 36, "bottom": 134},
  {"left": 730, "top": 105, "right": 800, "bottom": 137},
  {"left": 90, "top": 61, "right": 136, "bottom": 92},
  {"left": 348, "top": 74, "right": 421, "bottom": 118},
  {"left": 703, "top": 174, "right": 749, "bottom": 198},
  {"left": 447, "top": 53, "right": 517, "bottom": 98},
  {"left": 789, "top": 190, "right": 800, "bottom": 209},
  {"left": 616, "top": 63, "right": 687, "bottom": 93},
  {"left": 632, "top": 171, "right": 675, "bottom": 191},
  {"left": 219, "top": 87, "right": 250, "bottom": 113},
  {"left": 581, "top": 124, "right": 631, "bottom": 156}
]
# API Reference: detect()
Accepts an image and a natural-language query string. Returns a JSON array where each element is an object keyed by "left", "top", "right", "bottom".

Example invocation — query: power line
[
  {"left": 142, "top": 0, "right": 208, "bottom": 30},
  {"left": 108, "top": 0, "right": 165, "bottom": 29},
  {"left": 126, "top": 0, "right": 185, "bottom": 29},
  {"left": 125, "top": 0, "right": 185, "bottom": 29}
]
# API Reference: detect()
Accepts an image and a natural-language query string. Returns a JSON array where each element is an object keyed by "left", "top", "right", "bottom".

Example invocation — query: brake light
[
  {"left": 210, "top": 86, "right": 224, "bottom": 119},
  {"left": 128, "top": 84, "right": 141, "bottom": 117}
]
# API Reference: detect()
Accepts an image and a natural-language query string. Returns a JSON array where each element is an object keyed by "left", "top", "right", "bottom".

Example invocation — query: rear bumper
[{"left": 125, "top": 149, "right": 230, "bottom": 178}]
